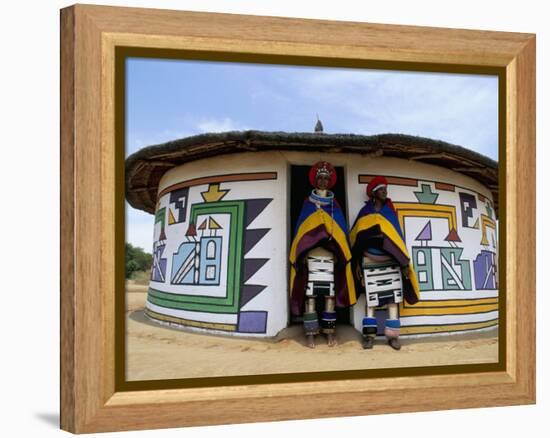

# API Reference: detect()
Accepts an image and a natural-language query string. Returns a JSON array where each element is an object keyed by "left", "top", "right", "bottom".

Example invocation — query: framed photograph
[{"left": 60, "top": 4, "right": 535, "bottom": 434}]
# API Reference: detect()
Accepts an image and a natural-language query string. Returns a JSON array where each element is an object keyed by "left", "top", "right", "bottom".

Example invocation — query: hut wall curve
[
  {"left": 145, "top": 152, "right": 289, "bottom": 337},
  {"left": 144, "top": 151, "right": 499, "bottom": 338}
]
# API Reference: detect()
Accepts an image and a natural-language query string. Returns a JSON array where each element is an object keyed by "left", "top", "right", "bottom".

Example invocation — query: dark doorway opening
[{"left": 289, "top": 164, "right": 350, "bottom": 324}]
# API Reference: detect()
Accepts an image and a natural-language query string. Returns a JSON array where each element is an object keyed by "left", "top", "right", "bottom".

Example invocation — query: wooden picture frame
[{"left": 60, "top": 4, "right": 535, "bottom": 433}]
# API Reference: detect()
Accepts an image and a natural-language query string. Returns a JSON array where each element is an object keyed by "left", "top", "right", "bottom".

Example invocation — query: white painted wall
[
  {"left": 150, "top": 152, "right": 289, "bottom": 336},
  {"left": 150, "top": 150, "right": 497, "bottom": 337}
]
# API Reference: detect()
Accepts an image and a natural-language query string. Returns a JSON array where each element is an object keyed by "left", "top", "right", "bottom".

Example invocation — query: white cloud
[
  {"left": 281, "top": 68, "right": 498, "bottom": 160},
  {"left": 195, "top": 117, "right": 248, "bottom": 133},
  {"left": 127, "top": 117, "right": 249, "bottom": 157}
]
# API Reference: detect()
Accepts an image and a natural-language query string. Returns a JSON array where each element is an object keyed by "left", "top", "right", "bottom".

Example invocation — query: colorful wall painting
[
  {"left": 145, "top": 164, "right": 282, "bottom": 336},
  {"left": 352, "top": 171, "right": 498, "bottom": 337},
  {"left": 142, "top": 151, "right": 498, "bottom": 338}
]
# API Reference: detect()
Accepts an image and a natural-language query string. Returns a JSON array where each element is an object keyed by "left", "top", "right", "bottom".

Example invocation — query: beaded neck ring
[
  {"left": 309, "top": 189, "right": 334, "bottom": 205},
  {"left": 309, "top": 189, "right": 335, "bottom": 240}
]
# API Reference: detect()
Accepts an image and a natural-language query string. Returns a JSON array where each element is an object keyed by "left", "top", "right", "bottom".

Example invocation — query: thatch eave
[{"left": 125, "top": 130, "right": 499, "bottom": 216}]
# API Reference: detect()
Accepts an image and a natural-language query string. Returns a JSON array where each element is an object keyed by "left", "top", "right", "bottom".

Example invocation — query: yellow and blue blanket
[
  {"left": 289, "top": 196, "right": 357, "bottom": 316},
  {"left": 350, "top": 200, "right": 420, "bottom": 305}
]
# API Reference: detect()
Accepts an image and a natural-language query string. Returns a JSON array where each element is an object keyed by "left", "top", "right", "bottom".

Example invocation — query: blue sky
[{"left": 126, "top": 58, "right": 499, "bottom": 252}]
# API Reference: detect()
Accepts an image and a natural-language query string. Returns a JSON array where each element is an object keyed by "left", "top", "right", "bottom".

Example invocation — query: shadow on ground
[{"left": 35, "top": 412, "right": 59, "bottom": 429}]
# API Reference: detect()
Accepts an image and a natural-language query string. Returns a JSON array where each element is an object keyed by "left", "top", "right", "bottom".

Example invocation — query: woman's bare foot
[
  {"left": 327, "top": 333, "right": 337, "bottom": 347},
  {"left": 306, "top": 334, "right": 315, "bottom": 348}
]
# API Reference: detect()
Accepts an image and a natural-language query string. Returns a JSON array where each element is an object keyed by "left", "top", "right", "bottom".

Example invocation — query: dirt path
[{"left": 125, "top": 291, "right": 499, "bottom": 381}]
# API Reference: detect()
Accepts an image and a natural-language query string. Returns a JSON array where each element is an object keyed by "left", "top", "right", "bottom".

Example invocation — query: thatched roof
[{"left": 125, "top": 130, "right": 498, "bottom": 215}]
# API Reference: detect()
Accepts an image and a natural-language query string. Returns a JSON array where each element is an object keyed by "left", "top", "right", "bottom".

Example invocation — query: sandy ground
[{"left": 126, "top": 289, "right": 499, "bottom": 382}]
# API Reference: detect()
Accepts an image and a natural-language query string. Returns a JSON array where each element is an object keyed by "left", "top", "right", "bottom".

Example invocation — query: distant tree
[{"left": 125, "top": 243, "right": 153, "bottom": 279}]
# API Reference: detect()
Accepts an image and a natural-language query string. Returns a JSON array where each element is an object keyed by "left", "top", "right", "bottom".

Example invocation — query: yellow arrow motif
[{"left": 201, "top": 183, "right": 229, "bottom": 203}]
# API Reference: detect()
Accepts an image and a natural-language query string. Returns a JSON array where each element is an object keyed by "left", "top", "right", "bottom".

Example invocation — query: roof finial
[{"left": 314, "top": 114, "right": 324, "bottom": 134}]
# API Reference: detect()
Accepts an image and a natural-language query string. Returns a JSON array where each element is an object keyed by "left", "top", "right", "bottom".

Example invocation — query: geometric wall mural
[
  {"left": 150, "top": 207, "right": 167, "bottom": 282},
  {"left": 459, "top": 191, "right": 478, "bottom": 228},
  {"left": 414, "top": 183, "right": 439, "bottom": 204},
  {"left": 145, "top": 169, "right": 498, "bottom": 338},
  {"left": 359, "top": 174, "right": 499, "bottom": 336},
  {"left": 168, "top": 187, "right": 189, "bottom": 224},
  {"left": 440, "top": 247, "right": 472, "bottom": 290},
  {"left": 171, "top": 217, "right": 225, "bottom": 286},
  {"left": 411, "top": 246, "right": 472, "bottom": 291},
  {"left": 480, "top": 214, "right": 497, "bottom": 247},
  {"left": 146, "top": 172, "right": 277, "bottom": 335},
  {"left": 412, "top": 246, "right": 434, "bottom": 290},
  {"left": 473, "top": 250, "right": 497, "bottom": 290},
  {"left": 151, "top": 238, "right": 167, "bottom": 282}
]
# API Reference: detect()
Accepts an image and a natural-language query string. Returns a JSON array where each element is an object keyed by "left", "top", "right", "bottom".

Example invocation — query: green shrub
[{"left": 125, "top": 243, "right": 153, "bottom": 279}]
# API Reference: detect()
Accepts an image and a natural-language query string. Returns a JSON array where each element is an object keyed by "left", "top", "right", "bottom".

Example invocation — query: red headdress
[
  {"left": 308, "top": 161, "right": 337, "bottom": 189},
  {"left": 366, "top": 176, "right": 396, "bottom": 212},
  {"left": 366, "top": 176, "right": 388, "bottom": 198}
]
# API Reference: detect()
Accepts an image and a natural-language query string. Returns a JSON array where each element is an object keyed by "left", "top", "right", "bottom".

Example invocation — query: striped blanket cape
[
  {"left": 289, "top": 193, "right": 357, "bottom": 316},
  {"left": 350, "top": 199, "right": 420, "bottom": 305}
]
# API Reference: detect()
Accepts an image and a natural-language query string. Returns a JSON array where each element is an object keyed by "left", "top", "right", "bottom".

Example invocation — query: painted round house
[{"left": 126, "top": 130, "right": 499, "bottom": 338}]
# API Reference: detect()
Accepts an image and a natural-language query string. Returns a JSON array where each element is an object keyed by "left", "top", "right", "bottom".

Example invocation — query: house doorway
[{"left": 289, "top": 164, "right": 350, "bottom": 324}]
